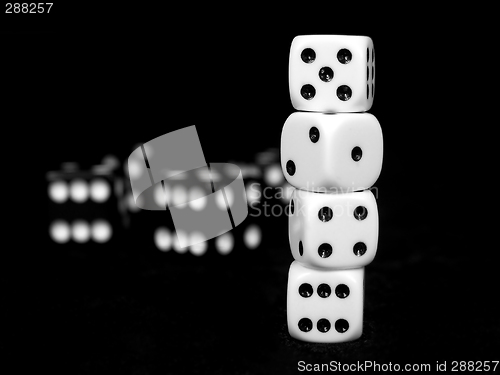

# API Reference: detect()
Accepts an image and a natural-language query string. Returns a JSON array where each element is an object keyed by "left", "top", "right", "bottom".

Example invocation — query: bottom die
[{"left": 287, "top": 261, "right": 364, "bottom": 343}]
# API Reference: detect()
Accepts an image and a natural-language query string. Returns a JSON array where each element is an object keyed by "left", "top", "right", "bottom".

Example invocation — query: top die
[{"left": 289, "top": 35, "right": 375, "bottom": 113}]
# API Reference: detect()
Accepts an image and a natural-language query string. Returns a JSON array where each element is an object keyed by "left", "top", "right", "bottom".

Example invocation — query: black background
[{"left": 2, "top": 4, "right": 497, "bottom": 374}]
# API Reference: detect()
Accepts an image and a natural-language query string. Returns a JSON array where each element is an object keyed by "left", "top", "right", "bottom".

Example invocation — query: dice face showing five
[
  {"left": 289, "top": 188, "right": 378, "bottom": 270},
  {"left": 287, "top": 261, "right": 364, "bottom": 343},
  {"left": 281, "top": 112, "right": 383, "bottom": 192},
  {"left": 289, "top": 35, "right": 375, "bottom": 113}
]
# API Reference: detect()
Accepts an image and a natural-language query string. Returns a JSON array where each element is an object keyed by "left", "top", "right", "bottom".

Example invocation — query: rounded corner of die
[
  {"left": 349, "top": 326, "right": 364, "bottom": 342},
  {"left": 289, "top": 35, "right": 300, "bottom": 47},
  {"left": 367, "top": 111, "right": 380, "bottom": 122},
  {"left": 290, "top": 35, "right": 308, "bottom": 47},
  {"left": 284, "top": 111, "right": 299, "bottom": 124},
  {"left": 365, "top": 114, "right": 383, "bottom": 135},
  {"left": 287, "top": 324, "right": 301, "bottom": 341}
]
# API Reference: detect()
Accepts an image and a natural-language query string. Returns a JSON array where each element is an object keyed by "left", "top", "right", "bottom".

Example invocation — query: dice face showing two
[
  {"left": 289, "top": 188, "right": 378, "bottom": 270},
  {"left": 289, "top": 35, "right": 375, "bottom": 113},
  {"left": 281, "top": 112, "right": 383, "bottom": 192},
  {"left": 287, "top": 261, "right": 364, "bottom": 343}
]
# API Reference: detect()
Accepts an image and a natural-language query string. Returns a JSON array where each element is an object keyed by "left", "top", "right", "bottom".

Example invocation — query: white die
[
  {"left": 281, "top": 112, "right": 383, "bottom": 192},
  {"left": 287, "top": 261, "right": 364, "bottom": 343},
  {"left": 289, "top": 188, "right": 378, "bottom": 270},
  {"left": 289, "top": 35, "right": 375, "bottom": 113}
]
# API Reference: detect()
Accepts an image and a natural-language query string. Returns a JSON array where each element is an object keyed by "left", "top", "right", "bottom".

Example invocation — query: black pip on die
[{"left": 282, "top": 35, "right": 383, "bottom": 343}]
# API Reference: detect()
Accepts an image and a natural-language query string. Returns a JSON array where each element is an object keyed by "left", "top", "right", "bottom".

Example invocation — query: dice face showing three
[
  {"left": 287, "top": 261, "right": 364, "bottom": 343},
  {"left": 289, "top": 188, "right": 378, "bottom": 270},
  {"left": 281, "top": 112, "right": 383, "bottom": 192},
  {"left": 289, "top": 35, "right": 375, "bottom": 113}
]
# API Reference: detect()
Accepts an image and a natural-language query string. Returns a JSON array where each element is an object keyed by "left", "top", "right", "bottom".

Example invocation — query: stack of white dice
[{"left": 281, "top": 35, "right": 383, "bottom": 343}]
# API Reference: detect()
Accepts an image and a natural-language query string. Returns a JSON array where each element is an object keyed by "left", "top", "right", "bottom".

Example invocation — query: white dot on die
[
  {"left": 243, "top": 224, "right": 262, "bottom": 249},
  {"left": 69, "top": 179, "right": 89, "bottom": 203},
  {"left": 49, "top": 220, "right": 71, "bottom": 243},
  {"left": 172, "top": 230, "right": 188, "bottom": 253},
  {"left": 71, "top": 220, "right": 90, "bottom": 243},
  {"left": 91, "top": 219, "right": 112, "bottom": 243},
  {"left": 128, "top": 159, "right": 143, "bottom": 180},
  {"left": 154, "top": 183, "right": 169, "bottom": 208},
  {"left": 89, "top": 178, "right": 111, "bottom": 203},
  {"left": 215, "top": 232, "right": 234, "bottom": 255},
  {"left": 171, "top": 185, "right": 187, "bottom": 207},
  {"left": 189, "top": 232, "right": 208, "bottom": 256},
  {"left": 215, "top": 191, "right": 226, "bottom": 210},
  {"left": 154, "top": 227, "right": 172, "bottom": 252},
  {"left": 264, "top": 164, "right": 284, "bottom": 187},
  {"left": 48, "top": 180, "right": 69, "bottom": 203},
  {"left": 215, "top": 188, "right": 233, "bottom": 210},
  {"left": 188, "top": 186, "right": 207, "bottom": 211}
]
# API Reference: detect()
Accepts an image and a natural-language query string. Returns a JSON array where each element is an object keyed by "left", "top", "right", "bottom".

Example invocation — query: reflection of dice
[
  {"left": 151, "top": 163, "right": 265, "bottom": 258},
  {"left": 289, "top": 189, "right": 378, "bottom": 270},
  {"left": 165, "top": 163, "right": 247, "bottom": 248},
  {"left": 287, "top": 261, "right": 364, "bottom": 343},
  {"left": 281, "top": 112, "right": 383, "bottom": 192},
  {"left": 154, "top": 220, "right": 264, "bottom": 258},
  {"left": 47, "top": 161, "right": 124, "bottom": 245},
  {"left": 289, "top": 35, "right": 375, "bottom": 113}
]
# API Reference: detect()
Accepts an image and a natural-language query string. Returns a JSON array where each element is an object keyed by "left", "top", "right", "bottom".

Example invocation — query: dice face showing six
[
  {"left": 289, "top": 188, "right": 378, "bottom": 270},
  {"left": 287, "top": 261, "right": 364, "bottom": 343},
  {"left": 281, "top": 112, "right": 383, "bottom": 192},
  {"left": 289, "top": 35, "right": 375, "bottom": 113}
]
